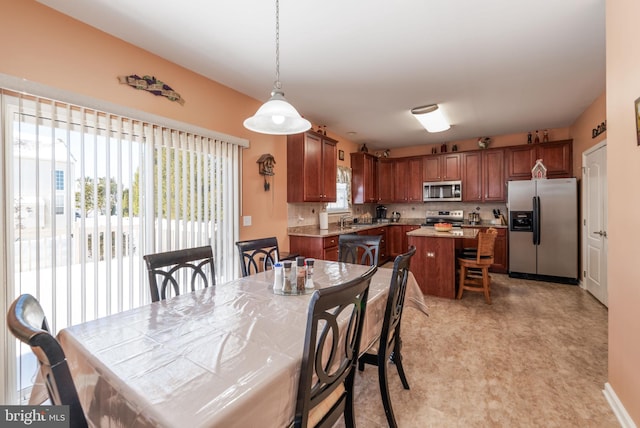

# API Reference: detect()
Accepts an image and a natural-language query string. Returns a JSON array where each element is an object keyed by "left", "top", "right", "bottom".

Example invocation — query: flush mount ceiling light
[
  {"left": 411, "top": 104, "right": 450, "bottom": 133},
  {"left": 244, "top": 0, "right": 311, "bottom": 135}
]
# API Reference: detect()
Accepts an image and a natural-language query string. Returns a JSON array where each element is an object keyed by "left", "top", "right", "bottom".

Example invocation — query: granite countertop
[
  {"left": 288, "top": 219, "right": 506, "bottom": 238},
  {"left": 288, "top": 219, "right": 423, "bottom": 238},
  {"left": 407, "top": 227, "right": 480, "bottom": 239}
]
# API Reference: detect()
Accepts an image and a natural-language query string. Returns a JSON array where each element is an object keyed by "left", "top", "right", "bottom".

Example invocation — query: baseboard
[{"left": 603, "top": 382, "right": 637, "bottom": 428}]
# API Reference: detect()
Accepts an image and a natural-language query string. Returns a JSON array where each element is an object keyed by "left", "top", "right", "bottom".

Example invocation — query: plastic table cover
[{"left": 57, "top": 261, "right": 428, "bottom": 427}]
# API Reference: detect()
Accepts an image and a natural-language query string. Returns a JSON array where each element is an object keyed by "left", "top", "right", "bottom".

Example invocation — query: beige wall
[
  {"left": 570, "top": 92, "right": 607, "bottom": 177},
  {"left": 606, "top": 0, "right": 640, "bottom": 424}
]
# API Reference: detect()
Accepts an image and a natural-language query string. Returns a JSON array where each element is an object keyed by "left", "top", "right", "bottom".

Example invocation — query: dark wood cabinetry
[
  {"left": 287, "top": 131, "right": 337, "bottom": 202},
  {"left": 460, "top": 226, "right": 508, "bottom": 273},
  {"left": 505, "top": 139, "right": 573, "bottom": 180},
  {"left": 289, "top": 235, "right": 339, "bottom": 261},
  {"left": 462, "top": 149, "right": 505, "bottom": 202},
  {"left": 422, "top": 153, "right": 461, "bottom": 181},
  {"left": 389, "top": 224, "right": 421, "bottom": 258},
  {"left": 350, "top": 152, "right": 378, "bottom": 204},
  {"left": 393, "top": 157, "right": 423, "bottom": 202},
  {"left": 377, "top": 159, "right": 394, "bottom": 202},
  {"left": 358, "top": 226, "right": 388, "bottom": 264}
]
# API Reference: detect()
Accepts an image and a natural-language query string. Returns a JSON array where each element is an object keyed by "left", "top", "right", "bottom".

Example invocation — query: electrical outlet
[{"left": 243, "top": 216, "right": 252, "bottom": 226}]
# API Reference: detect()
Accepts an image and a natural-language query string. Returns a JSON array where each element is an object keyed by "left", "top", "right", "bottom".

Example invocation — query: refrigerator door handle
[{"left": 533, "top": 196, "right": 541, "bottom": 245}]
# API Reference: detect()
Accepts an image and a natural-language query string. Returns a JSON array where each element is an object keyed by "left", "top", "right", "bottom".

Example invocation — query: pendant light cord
[{"left": 274, "top": 0, "right": 281, "bottom": 90}]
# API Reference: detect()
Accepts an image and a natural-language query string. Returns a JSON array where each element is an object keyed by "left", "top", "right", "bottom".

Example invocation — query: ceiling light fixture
[
  {"left": 411, "top": 104, "right": 450, "bottom": 133},
  {"left": 244, "top": 0, "right": 311, "bottom": 135}
]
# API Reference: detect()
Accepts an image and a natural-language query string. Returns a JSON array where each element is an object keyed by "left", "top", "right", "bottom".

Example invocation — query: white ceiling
[{"left": 37, "top": 0, "right": 605, "bottom": 150}]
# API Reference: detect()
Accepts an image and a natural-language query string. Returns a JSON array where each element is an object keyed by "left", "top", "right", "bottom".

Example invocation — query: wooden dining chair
[
  {"left": 7, "top": 294, "right": 88, "bottom": 428},
  {"left": 143, "top": 245, "right": 215, "bottom": 302},
  {"left": 457, "top": 227, "right": 498, "bottom": 304},
  {"left": 235, "top": 237, "right": 298, "bottom": 277},
  {"left": 293, "top": 265, "right": 378, "bottom": 428},
  {"left": 338, "top": 234, "right": 382, "bottom": 266},
  {"left": 357, "top": 246, "right": 416, "bottom": 428}
]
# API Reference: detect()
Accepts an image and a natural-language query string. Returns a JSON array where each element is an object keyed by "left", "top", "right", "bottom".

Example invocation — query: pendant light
[{"left": 244, "top": 0, "right": 311, "bottom": 135}]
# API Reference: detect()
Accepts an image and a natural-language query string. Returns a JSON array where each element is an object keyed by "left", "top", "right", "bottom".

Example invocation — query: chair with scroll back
[
  {"left": 337, "top": 234, "right": 382, "bottom": 266},
  {"left": 143, "top": 245, "right": 215, "bottom": 302},
  {"left": 7, "top": 294, "right": 88, "bottom": 428},
  {"left": 235, "top": 237, "right": 298, "bottom": 277},
  {"left": 457, "top": 227, "right": 498, "bottom": 304},
  {"left": 357, "top": 245, "right": 416, "bottom": 428},
  {"left": 293, "top": 266, "right": 377, "bottom": 428}
]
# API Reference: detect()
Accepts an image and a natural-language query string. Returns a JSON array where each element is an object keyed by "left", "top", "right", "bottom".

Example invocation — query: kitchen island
[{"left": 407, "top": 227, "right": 479, "bottom": 298}]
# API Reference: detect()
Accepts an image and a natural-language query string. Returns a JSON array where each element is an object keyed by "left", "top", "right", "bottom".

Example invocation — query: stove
[{"left": 422, "top": 210, "right": 464, "bottom": 227}]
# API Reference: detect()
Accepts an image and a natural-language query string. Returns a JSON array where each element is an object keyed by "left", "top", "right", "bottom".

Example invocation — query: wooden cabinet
[
  {"left": 287, "top": 131, "right": 337, "bottom": 202},
  {"left": 377, "top": 158, "right": 422, "bottom": 203},
  {"left": 483, "top": 149, "right": 505, "bottom": 202},
  {"left": 462, "top": 149, "right": 505, "bottom": 202},
  {"left": 422, "top": 153, "right": 461, "bottom": 181},
  {"left": 408, "top": 235, "right": 456, "bottom": 298},
  {"left": 389, "top": 224, "right": 421, "bottom": 258},
  {"left": 460, "top": 226, "right": 508, "bottom": 273},
  {"left": 358, "top": 226, "right": 388, "bottom": 264},
  {"left": 505, "top": 139, "right": 573, "bottom": 181},
  {"left": 350, "top": 152, "right": 378, "bottom": 204},
  {"left": 462, "top": 152, "right": 482, "bottom": 202},
  {"left": 377, "top": 159, "right": 394, "bottom": 202},
  {"left": 289, "top": 235, "right": 339, "bottom": 261},
  {"left": 393, "top": 157, "right": 423, "bottom": 202}
]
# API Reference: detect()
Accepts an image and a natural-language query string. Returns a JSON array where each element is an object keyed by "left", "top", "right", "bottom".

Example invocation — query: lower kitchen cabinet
[
  {"left": 357, "top": 226, "right": 388, "bottom": 264},
  {"left": 289, "top": 235, "right": 339, "bottom": 261},
  {"left": 389, "top": 224, "right": 421, "bottom": 258},
  {"left": 460, "top": 226, "right": 508, "bottom": 273}
]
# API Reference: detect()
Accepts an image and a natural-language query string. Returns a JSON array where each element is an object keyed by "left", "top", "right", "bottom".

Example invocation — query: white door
[{"left": 582, "top": 142, "right": 607, "bottom": 306}]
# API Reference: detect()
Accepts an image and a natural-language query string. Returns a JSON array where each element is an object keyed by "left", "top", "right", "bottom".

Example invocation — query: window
[
  {"left": 1, "top": 88, "right": 243, "bottom": 404},
  {"left": 326, "top": 166, "right": 352, "bottom": 213},
  {"left": 54, "top": 170, "right": 64, "bottom": 190}
]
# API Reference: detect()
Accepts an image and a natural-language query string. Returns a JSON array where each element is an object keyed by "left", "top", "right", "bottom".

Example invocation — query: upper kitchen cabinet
[
  {"left": 287, "top": 131, "right": 338, "bottom": 202},
  {"left": 423, "top": 153, "right": 461, "bottom": 181},
  {"left": 505, "top": 139, "right": 573, "bottom": 180},
  {"left": 350, "top": 152, "right": 378, "bottom": 204},
  {"left": 393, "top": 157, "right": 423, "bottom": 202},
  {"left": 462, "top": 149, "right": 505, "bottom": 202},
  {"left": 377, "top": 157, "right": 422, "bottom": 203}
]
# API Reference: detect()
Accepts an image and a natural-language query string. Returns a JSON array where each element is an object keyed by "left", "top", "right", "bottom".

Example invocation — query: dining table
[{"left": 54, "top": 260, "right": 428, "bottom": 427}]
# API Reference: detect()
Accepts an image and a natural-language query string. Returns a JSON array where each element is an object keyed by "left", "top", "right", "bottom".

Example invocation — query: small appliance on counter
[
  {"left": 468, "top": 212, "right": 480, "bottom": 224},
  {"left": 390, "top": 211, "right": 401, "bottom": 222},
  {"left": 422, "top": 210, "right": 464, "bottom": 227},
  {"left": 375, "top": 205, "right": 388, "bottom": 221}
]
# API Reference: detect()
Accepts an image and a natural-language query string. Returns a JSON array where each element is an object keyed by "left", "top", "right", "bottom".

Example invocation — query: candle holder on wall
[{"left": 257, "top": 153, "right": 276, "bottom": 191}]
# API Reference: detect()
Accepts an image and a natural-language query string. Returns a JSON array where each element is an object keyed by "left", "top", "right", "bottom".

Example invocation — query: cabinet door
[
  {"left": 393, "top": 159, "right": 408, "bottom": 202},
  {"left": 377, "top": 160, "right": 394, "bottom": 202},
  {"left": 462, "top": 152, "right": 482, "bottom": 202},
  {"left": 537, "top": 140, "right": 572, "bottom": 178},
  {"left": 505, "top": 145, "right": 536, "bottom": 180},
  {"left": 407, "top": 157, "right": 424, "bottom": 202},
  {"left": 483, "top": 149, "right": 505, "bottom": 202},
  {"left": 321, "top": 139, "right": 337, "bottom": 201},
  {"left": 350, "top": 152, "right": 377, "bottom": 204},
  {"left": 303, "top": 133, "right": 324, "bottom": 201},
  {"left": 388, "top": 225, "right": 405, "bottom": 258},
  {"left": 441, "top": 153, "right": 462, "bottom": 180},
  {"left": 423, "top": 156, "right": 441, "bottom": 181}
]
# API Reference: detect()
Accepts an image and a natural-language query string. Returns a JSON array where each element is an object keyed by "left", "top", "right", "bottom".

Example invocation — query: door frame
[{"left": 581, "top": 139, "right": 607, "bottom": 305}]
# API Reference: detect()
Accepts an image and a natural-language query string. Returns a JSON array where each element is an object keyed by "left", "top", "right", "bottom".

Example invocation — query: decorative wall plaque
[{"left": 118, "top": 74, "right": 185, "bottom": 105}]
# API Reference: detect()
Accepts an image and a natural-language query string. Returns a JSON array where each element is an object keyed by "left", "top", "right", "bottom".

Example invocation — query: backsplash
[{"left": 288, "top": 202, "right": 507, "bottom": 227}]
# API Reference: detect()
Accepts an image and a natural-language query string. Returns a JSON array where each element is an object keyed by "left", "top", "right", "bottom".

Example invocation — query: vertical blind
[{"left": 1, "top": 88, "right": 241, "bottom": 403}]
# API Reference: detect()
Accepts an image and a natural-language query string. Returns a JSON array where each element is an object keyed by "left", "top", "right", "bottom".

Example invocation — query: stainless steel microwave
[{"left": 423, "top": 180, "right": 462, "bottom": 202}]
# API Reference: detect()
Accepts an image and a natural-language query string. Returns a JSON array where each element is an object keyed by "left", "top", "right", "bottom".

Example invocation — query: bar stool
[{"left": 457, "top": 228, "right": 498, "bottom": 304}]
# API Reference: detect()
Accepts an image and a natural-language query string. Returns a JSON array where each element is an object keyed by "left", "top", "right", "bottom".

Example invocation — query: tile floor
[{"left": 338, "top": 273, "right": 619, "bottom": 427}]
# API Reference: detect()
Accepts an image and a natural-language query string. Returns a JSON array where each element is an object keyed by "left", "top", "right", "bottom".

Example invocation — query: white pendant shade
[
  {"left": 244, "top": 90, "right": 311, "bottom": 135},
  {"left": 411, "top": 104, "right": 450, "bottom": 133}
]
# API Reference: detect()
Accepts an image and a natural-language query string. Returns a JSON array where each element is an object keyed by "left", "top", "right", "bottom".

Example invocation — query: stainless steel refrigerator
[{"left": 507, "top": 178, "right": 578, "bottom": 284}]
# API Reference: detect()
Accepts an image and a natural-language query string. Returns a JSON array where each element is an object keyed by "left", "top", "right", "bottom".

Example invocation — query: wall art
[{"left": 118, "top": 75, "right": 185, "bottom": 105}]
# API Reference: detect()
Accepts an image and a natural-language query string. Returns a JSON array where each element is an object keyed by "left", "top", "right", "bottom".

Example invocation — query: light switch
[{"left": 243, "top": 216, "right": 252, "bottom": 226}]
